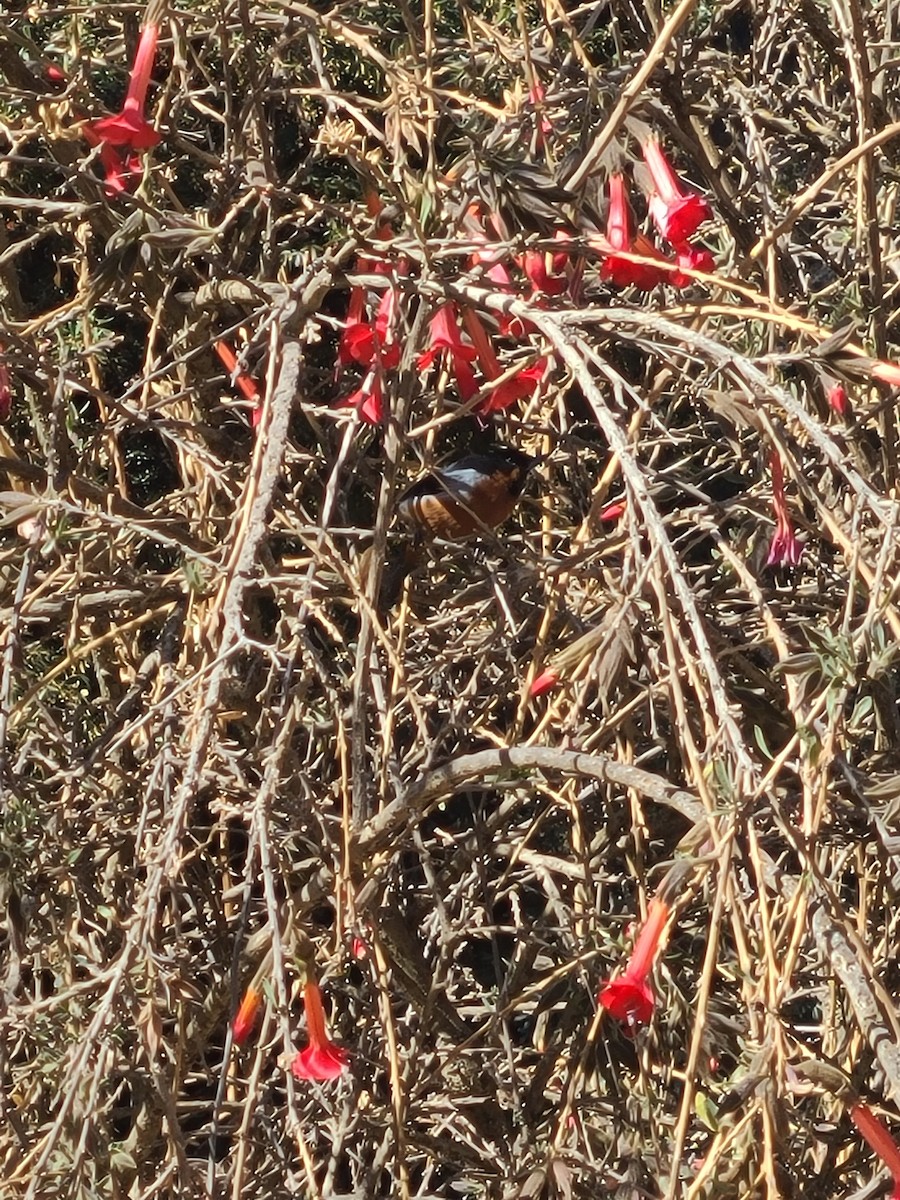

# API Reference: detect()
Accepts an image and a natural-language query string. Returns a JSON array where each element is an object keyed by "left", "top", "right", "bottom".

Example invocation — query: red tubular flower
[
  {"left": 849, "top": 1102, "right": 900, "bottom": 1199},
  {"left": 232, "top": 984, "right": 263, "bottom": 1046},
  {"left": 599, "top": 175, "right": 668, "bottom": 290},
  {"left": 84, "top": 23, "right": 161, "bottom": 152},
  {"left": 475, "top": 359, "right": 547, "bottom": 417},
  {"left": 339, "top": 287, "right": 400, "bottom": 371},
  {"left": 598, "top": 896, "right": 670, "bottom": 1028},
  {"left": 97, "top": 144, "right": 143, "bottom": 195},
  {"left": 767, "top": 520, "right": 803, "bottom": 569},
  {"left": 478, "top": 254, "right": 516, "bottom": 291},
  {"left": 527, "top": 81, "right": 553, "bottom": 145},
  {"left": 529, "top": 667, "right": 559, "bottom": 698},
  {"left": 827, "top": 381, "right": 850, "bottom": 417},
  {"left": 337, "top": 268, "right": 371, "bottom": 366},
  {"left": 671, "top": 243, "right": 716, "bottom": 288},
  {"left": 418, "top": 303, "right": 480, "bottom": 400},
  {"left": 460, "top": 306, "right": 501, "bottom": 380},
  {"left": 470, "top": 235, "right": 527, "bottom": 337},
  {"left": 291, "top": 982, "right": 349, "bottom": 1081},
  {"left": 335, "top": 372, "right": 385, "bottom": 424},
  {"left": 459, "top": 306, "right": 547, "bottom": 415},
  {"left": 767, "top": 451, "right": 803, "bottom": 568},
  {"left": 521, "top": 246, "right": 569, "bottom": 296},
  {"left": 642, "top": 139, "right": 711, "bottom": 244},
  {"left": 599, "top": 500, "right": 627, "bottom": 522}
]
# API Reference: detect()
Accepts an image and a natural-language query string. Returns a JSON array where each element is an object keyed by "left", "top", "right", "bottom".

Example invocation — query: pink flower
[
  {"left": 418, "top": 303, "right": 479, "bottom": 400},
  {"left": 84, "top": 24, "right": 161, "bottom": 152},
  {"left": 232, "top": 984, "right": 262, "bottom": 1046},
  {"left": 291, "top": 982, "right": 349, "bottom": 1081},
  {"left": 599, "top": 175, "right": 669, "bottom": 290},
  {"left": 642, "top": 140, "right": 711, "bottom": 244},
  {"left": 766, "top": 451, "right": 803, "bottom": 567},
  {"left": 598, "top": 897, "right": 670, "bottom": 1028},
  {"left": 469, "top": 231, "right": 528, "bottom": 337},
  {"left": 767, "top": 521, "right": 804, "bottom": 568}
]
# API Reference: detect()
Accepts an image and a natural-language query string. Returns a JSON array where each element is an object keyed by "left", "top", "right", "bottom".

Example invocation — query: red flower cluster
[
  {"left": 596, "top": 143, "right": 714, "bottom": 291},
  {"left": 83, "top": 23, "right": 161, "bottom": 195},
  {"left": 333, "top": 140, "right": 712, "bottom": 424},
  {"left": 412, "top": 202, "right": 555, "bottom": 417}
]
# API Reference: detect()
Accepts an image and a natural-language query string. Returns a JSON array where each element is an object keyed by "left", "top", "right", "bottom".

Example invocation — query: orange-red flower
[
  {"left": 84, "top": 23, "right": 161, "bottom": 152},
  {"left": 214, "top": 339, "right": 263, "bottom": 428},
  {"left": 451, "top": 306, "right": 547, "bottom": 416},
  {"left": 232, "top": 983, "right": 263, "bottom": 1046},
  {"left": 642, "top": 140, "right": 711, "bottom": 245},
  {"left": 598, "top": 896, "right": 670, "bottom": 1028},
  {"left": 766, "top": 451, "right": 803, "bottom": 568},
  {"left": 96, "top": 144, "right": 143, "bottom": 195},
  {"left": 291, "top": 981, "right": 349, "bottom": 1081}
]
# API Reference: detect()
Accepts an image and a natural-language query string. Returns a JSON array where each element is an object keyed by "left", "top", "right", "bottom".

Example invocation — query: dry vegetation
[{"left": 4, "top": 0, "right": 900, "bottom": 1196}]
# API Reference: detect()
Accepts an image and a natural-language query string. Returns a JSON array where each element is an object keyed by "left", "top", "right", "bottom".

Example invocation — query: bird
[{"left": 396, "top": 445, "right": 539, "bottom": 540}]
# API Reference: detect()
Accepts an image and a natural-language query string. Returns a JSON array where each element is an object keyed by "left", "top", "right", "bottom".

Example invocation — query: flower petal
[
  {"left": 291, "top": 1043, "right": 349, "bottom": 1081},
  {"left": 598, "top": 975, "right": 655, "bottom": 1026}
]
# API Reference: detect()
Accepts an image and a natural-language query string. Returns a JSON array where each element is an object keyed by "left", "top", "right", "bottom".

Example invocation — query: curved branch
[{"left": 358, "top": 746, "right": 707, "bottom": 858}]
